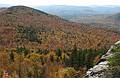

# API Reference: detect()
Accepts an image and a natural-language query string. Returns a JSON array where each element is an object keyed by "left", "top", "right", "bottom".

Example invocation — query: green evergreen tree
[
  {"left": 9, "top": 51, "right": 14, "bottom": 62},
  {"left": 56, "top": 48, "right": 62, "bottom": 57}
]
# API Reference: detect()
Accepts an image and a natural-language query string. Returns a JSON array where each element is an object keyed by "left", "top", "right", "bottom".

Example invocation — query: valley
[{"left": 39, "top": 5, "right": 120, "bottom": 33}]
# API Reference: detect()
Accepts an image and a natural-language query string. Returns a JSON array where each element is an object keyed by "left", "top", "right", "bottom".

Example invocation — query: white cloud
[{"left": 0, "top": 0, "right": 120, "bottom": 6}]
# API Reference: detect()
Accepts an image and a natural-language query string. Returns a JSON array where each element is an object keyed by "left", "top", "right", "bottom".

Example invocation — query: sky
[{"left": 0, "top": 0, "right": 120, "bottom": 7}]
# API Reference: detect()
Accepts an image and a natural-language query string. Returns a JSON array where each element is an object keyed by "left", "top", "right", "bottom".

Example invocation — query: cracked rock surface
[{"left": 85, "top": 41, "right": 120, "bottom": 78}]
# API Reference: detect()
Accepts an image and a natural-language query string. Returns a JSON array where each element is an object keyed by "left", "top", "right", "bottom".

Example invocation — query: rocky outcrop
[{"left": 85, "top": 41, "right": 120, "bottom": 78}]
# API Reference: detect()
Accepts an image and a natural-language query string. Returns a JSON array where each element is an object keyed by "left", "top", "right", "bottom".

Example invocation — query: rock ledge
[{"left": 85, "top": 41, "right": 120, "bottom": 78}]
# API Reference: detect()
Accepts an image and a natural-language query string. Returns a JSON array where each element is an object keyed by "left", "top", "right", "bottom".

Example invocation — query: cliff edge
[{"left": 86, "top": 41, "right": 120, "bottom": 78}]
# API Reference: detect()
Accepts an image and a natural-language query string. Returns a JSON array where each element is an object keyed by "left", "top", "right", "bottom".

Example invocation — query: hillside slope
[
  {"left": 70, "top": 14, "right": 120, "bottom": 33},
  {"left": 0, "top": 6, "right": 120, "bottom": 78},
  {"left": 0, "top": 6, "right": 119, "bottom": 50}
]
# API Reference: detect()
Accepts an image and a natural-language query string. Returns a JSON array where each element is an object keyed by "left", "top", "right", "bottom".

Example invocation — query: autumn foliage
[{"left": 0, "top": 6, "right": 120, "bottom": 78}]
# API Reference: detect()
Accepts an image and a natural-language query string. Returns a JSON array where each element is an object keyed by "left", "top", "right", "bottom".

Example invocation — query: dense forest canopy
[{"left": 0, "top": 6, "right": 119, "bottom": 78}]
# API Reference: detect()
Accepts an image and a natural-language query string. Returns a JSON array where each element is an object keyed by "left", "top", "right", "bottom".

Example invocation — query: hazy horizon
[
  {"left": 0, "top": 4, "right": 120, "bottom": 8},
  {"left": 0, "top": 0, "right": 120, "bottom": 7}
]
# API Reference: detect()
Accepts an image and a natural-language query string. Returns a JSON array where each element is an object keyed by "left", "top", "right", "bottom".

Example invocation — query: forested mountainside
[
  {"left": 0, "top": 6, "right": 119, "bottom": 49},
  {"left": 0, "top": 6, "right": 120, "bottom": 78}
]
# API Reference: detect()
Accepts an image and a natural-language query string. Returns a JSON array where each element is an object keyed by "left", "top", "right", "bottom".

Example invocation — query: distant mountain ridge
[
  {"left": 38, "top": 5, "right": 120, "bottom": 19},
  {"left": 107, "top": 13, "right": 120, "bottom": 21},
  {"left": 38, "top": 5, "right": 120, "bottom": 33}
]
